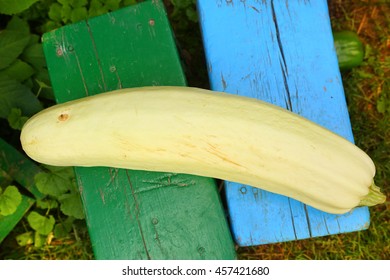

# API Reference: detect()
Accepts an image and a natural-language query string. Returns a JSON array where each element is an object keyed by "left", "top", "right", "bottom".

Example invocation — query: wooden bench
[
  {"left": 42, "top": 0, "right": 236, "bottom": 259},
  {"left": 0, "top": 138, "right": 43, "bottom": 243},
  {"left": 197, "top": 0, "right": 370, "bottom": 246}
]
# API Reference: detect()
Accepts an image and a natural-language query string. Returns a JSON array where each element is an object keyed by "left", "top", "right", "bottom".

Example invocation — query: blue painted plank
[{"left": 197, "top": 0, "right": 370, "bottom": 246}]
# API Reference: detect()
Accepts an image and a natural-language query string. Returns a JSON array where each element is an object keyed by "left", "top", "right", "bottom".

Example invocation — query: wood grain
[
  {"left": 42, "top": 0, "right": 236, "bottom": 259},
  {"left": 197, "top": 0, "right": 370, "bottom": 246}
]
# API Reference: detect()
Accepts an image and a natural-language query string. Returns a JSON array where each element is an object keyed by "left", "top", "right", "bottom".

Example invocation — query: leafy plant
[
  {"left": 12, "top": 166, "right": 85, "bottom": 248},
  {"left": 0, "top": 0, "right": 133, "bottom": 257},
  {"left": 0, "top": 185, "right": 22, "bottom": 216},
  {"left": 0, "top": 3, "right": 43, "bottom": 247},
  {"left": 7, "top": 108, "right": 29, "bottom": 130},
  {"left": 27, "top": 211, "right": 56, "bottom": 235},
  {"left": 39, "top": 0, "right": 139, "bottom": 31},
  {"left": 0, "top": 0, "right": 40, "bottom": 15},
  {"left": 1, "top": 1, "right": 143, "bottom": 124},
  {"left": 0, "top": 17, "right": 45, "bottom": 120}
]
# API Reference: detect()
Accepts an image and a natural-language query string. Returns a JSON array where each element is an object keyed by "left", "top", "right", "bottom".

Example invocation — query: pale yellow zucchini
[{"left": 20, "top": 86, "right": 386, "bottom": 214}]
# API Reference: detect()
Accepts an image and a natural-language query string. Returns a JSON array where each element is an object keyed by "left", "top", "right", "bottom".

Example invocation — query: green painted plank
[
  {"left": 0, "top": 138, "right": 43, "bottom": 199},
  {"left": 0, "top": 195, "right": 35, "bottom": 243},
  {"left": 42, "top": 0, "right": 236, "bottom": 259}
]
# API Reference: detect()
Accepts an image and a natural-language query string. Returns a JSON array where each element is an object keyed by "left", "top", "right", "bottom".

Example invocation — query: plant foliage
[
  {"left": 0, "top": 0, "right": 40, "bottom": 15},
  {"left": 0, "top": 185, "right": 22, "bottom": 216}
]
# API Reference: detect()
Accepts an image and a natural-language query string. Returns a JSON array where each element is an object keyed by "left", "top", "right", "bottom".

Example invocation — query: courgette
[{"left": 20, "top": 86, "right": 386, "bottom": 214}]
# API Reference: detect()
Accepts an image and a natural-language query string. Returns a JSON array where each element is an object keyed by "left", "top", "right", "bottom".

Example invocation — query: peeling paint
[
  {"left": 250, "top": 5, "right": 260, "bottom": 13},
  {"left": 221, "top": 72, "right": 227, "bottom": 90}
]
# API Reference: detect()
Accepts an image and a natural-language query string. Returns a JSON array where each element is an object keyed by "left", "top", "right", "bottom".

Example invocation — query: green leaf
[
  {"left": 53, "top": 224, "right": 70, "bottom": 238},
  {"left": 69, "top": 0, "right": 88, "bottom": 8},
  {"left": 0, "top": 59, "right": 35, "bottom": 82},
  {"left": 16, "top": 231, "right": 34, "bottom": 246},
  {"left": 355, "top": 69, "right": 374, "bottom": 79},
  {"left": 57, "top": 0, "right": 70, "bottom": 4},
  {"left": 34, "top": 76, "right": 54, "bottom": 100},
  {"left": 123, "top": 0, "right": 138, "bottom": 6},
  {"left": 0, "top": 185, "right": 22, "bottom": 216},
  {"left": 48, "top": 3, "right": 62, "bottom": 22},
  {"left": 34, "top": 166, "right": 74, "bottom": 197},
  {"left": 89, "top": 0, "right": 107, "bottom": 18},
  {"left": 35, "top": 78, "right": 51, "bottom": 90},
  {"left": 34, "top": 231, "right": 46, "bottom": 247},
  {"left": 70, "top": 7, "right": 88, "bottom": 23},
  {"left": 27, "top": 211, "right": 55, "bottom": 235},
  {"left": 27, "top": 34, "right": 40, "bottom": 46},
  {"left": 36, "top": 198, "right": 59, "bottom": 210},
  {"left": 0, "top": 30, "right": 31, "bottom": 70},
  {"left": 21, "top": 43, "right": 46, "bottom": 70},
  {"left": 40, "top": 20, "right": 61, "bottom": 33},
  {"left": 61, "top": 4, "right": 72, "bottom": 23},
  {"left": 104, "top": 0, "right": 121, "bottom": 11},
  {"left": 186, "top": 7, "right": 198, "bottom": 22},
  {"left": 6, "top": 16, "right": 30, "bottom": 35},
  {"left": 59, "top": 193, "right": 85, "bottom": 219},
  {"left": 7, "top": 108, "right": 29, "bottom": 130},
  {"left": 171, "top": 0, "right": 192, "bottom": 9},
  {"left": 0, "top": 76, "right": 43, "bottom": 118},
  {"left": 377, "top": 94, "right": 389, "bottom": 114},
  {"left": 0, "top": 0, "right": 40, "bottom": 15},
  {"left": 45, "top": 165, "right": 75, "bottom": 178},
  {"left": 54, "top": 217, "right": 74, "bottom": 238}
]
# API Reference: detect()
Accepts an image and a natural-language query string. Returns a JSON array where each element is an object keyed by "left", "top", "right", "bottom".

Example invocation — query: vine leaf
[
  {"left": 68, "top": 0, "right": 88, "bottom": 8},
  {"left": 34, "top": 231, "right": 46, "bottom": 247},
  {"left": 0, "top": 185, "right": 22, "bottom": 216},
  {"left": 0, "top": 0, "right": 40, "bottom": 15},
  {"left": 21, "top": 43, "right": 46, "bottom": 71},
  {"left": 34, "top": 166, "right": 74, "bottom": 197},
  {"left": 27, "top": 211, "right": 55, "bottom": 235},
  {"left": 7, "top": 108, "right": 29, "bottom": 130},
  {"left": 16, "top": 231, "right": 34, "bottom": 246},
  {"left": 48, "top": 3, "right": 62, "bottom": 22},
  {"left": 59, "top": 192, "right": 85, "bottom": 219},
  {"left": 0, "top": 30, "right": 31, "bottom": 70},
  {"left": 89, "top": 0, "right": 107, "bottom": 18},
  {"left": 36, "top": 198, "right": 59, "bottom": 210},
  {"left": 70, "top": 7, "right": 88, "bottom": 23},
  {"left": 0, "top": 76, "right": 42, "bottom": 118},
  {"left": 6, "top": 16, "right": 30, "bottom": 35},
  {"left": 54, "top": 217, "right": 74, "bottom": 238},
  {"left": 0, "top": 59, "right": 35, "bottom": 82}
]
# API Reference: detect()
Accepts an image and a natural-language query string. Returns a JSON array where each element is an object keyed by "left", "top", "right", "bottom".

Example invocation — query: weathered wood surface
[
  {"left": 42, "top": 0, "right": 236, "bottom": 259},
  {"left": 197, "top": 0, "right": 370, "bottom": 246}
]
